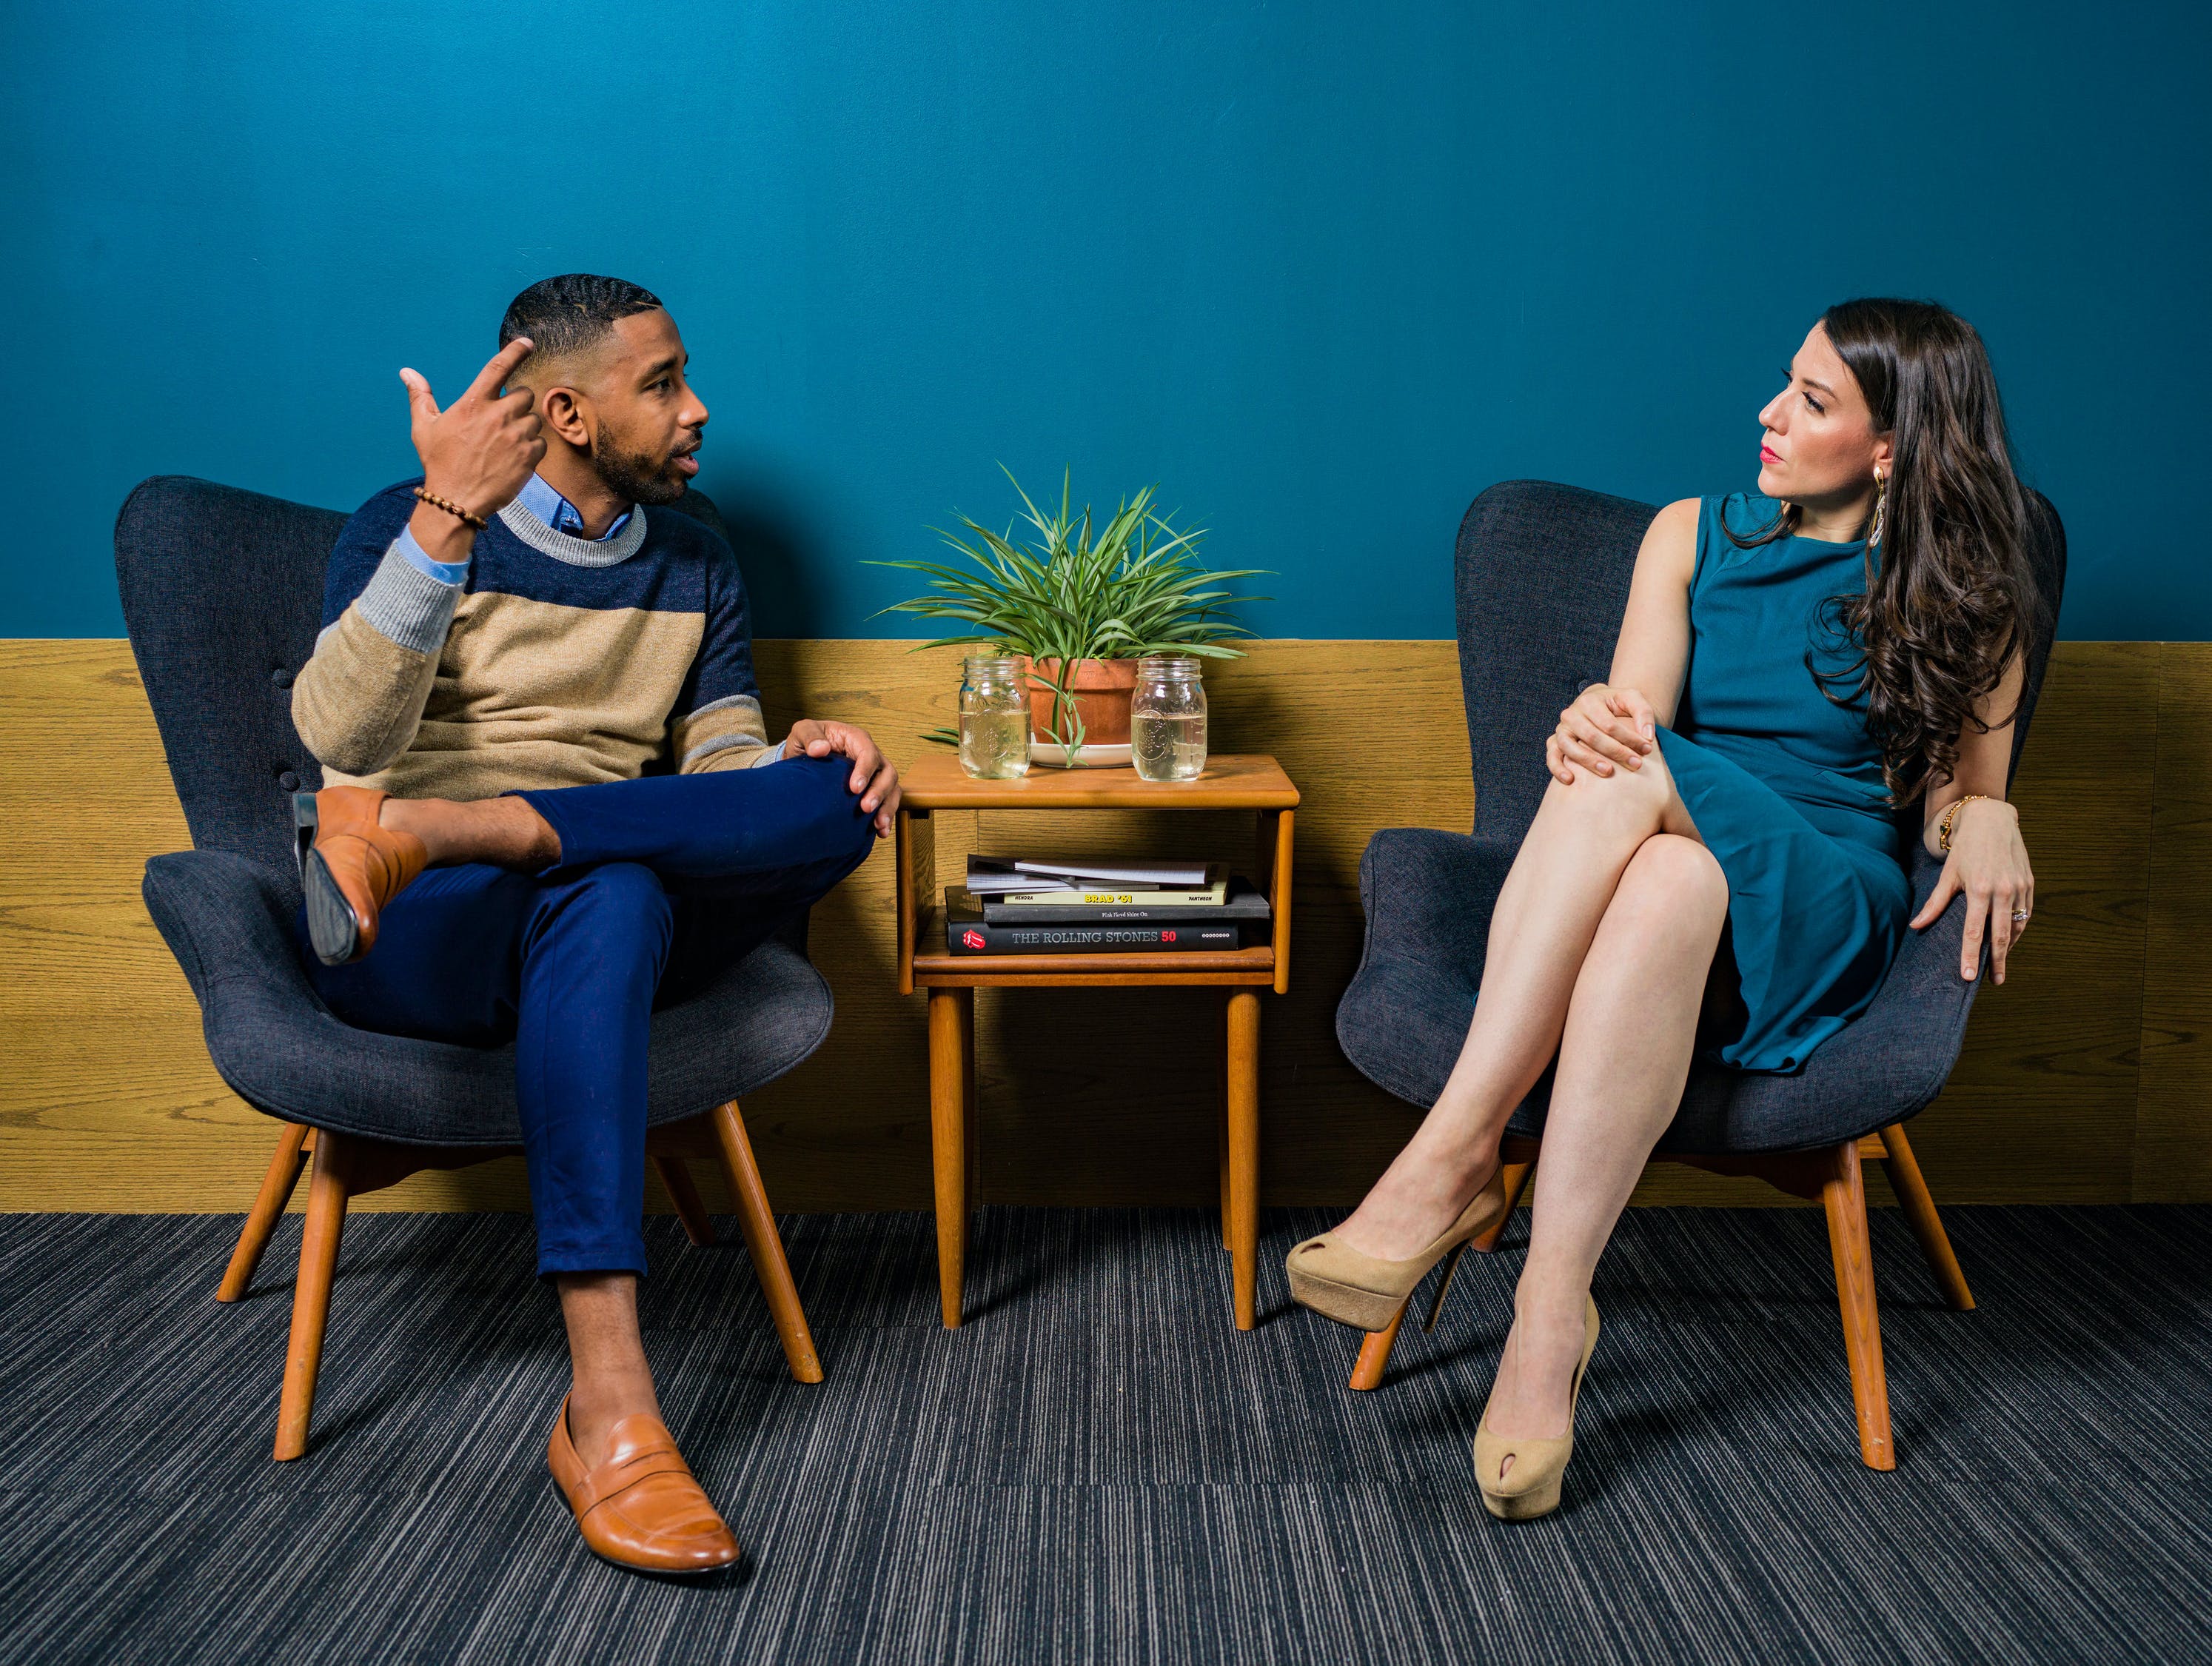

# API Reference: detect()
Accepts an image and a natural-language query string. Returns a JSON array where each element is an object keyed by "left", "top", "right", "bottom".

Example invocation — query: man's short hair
[{"left": 498, "top": 274, "right": 663, "bottom": 363}]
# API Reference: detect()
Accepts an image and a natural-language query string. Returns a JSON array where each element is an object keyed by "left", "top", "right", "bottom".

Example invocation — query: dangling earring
[{"left": 1868, "top": 469, "right": 1888, "bottom": 549}]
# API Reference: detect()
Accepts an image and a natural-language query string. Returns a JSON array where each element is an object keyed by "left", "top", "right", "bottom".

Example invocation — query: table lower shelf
[{"left": 910, "top": 914, "right": 1278, "bottom": 987}]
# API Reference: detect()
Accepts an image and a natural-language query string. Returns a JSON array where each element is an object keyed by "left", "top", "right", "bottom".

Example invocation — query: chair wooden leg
[
  {"left": 1820, "top": 1140, "right": 1895, "bottom": 1471},
  {"left": 1224, "top": 990, "right": 1261, "bottom": 1331},
  {"left": 1474, "top": 1155, "right": 1536, "bottom": 1254},
  {"left": 218, "top": 1122, "right": 312, "bottom": 1302},
  {"left": 710, "top": 1100, "right": 823, "bottom": 1385},
  {"left": 1349, "top": 1309, "right": 1405, "bottom": 1391},
  {"left": 1347, "top": 1148, "right": 1538, "bottom": 1391},
  {"left": 274, "top": 1128, "right": 354, "bottom": 1461},
  {"left": 928, "top": 988, "right": 971, "bottom": 1328},
  {"left": 651, "top": 1154, "right": 717, "bottom": 1248},
  {"left": 1876, "top": 1123, "right": 1975, "bottom": 1312}
]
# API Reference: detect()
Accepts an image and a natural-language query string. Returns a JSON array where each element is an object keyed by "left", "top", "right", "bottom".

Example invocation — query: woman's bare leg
[
  {"left": 1481, "top": 832, "right": 1728, "bottom": 1469},
  {"left": 1335, "top": 755, "right": 1701, "bottom": 1259}
]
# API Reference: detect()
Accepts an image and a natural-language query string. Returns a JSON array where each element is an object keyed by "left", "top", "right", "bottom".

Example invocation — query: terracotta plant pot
[{"left": 1021, "top": 656, "right": 1139, "bottom": 746}]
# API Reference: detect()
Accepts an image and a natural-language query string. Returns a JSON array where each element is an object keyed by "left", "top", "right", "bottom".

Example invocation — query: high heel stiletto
[
  {"left": 1284, "top": 1168, "right": 1509, "bottom": 1331},
  {"left": 1473, "top": 1293, "right": 1600, "bottom": 1522}
]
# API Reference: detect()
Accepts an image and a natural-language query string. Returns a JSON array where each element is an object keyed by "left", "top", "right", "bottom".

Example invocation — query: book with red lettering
[{"left": 942, "top": 889, "right": 1243, "bottom": 954}]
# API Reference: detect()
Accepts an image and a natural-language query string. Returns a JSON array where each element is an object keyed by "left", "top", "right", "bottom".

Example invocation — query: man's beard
[{"left": 591, "top": 432, "right": 694, "bottom": 506}]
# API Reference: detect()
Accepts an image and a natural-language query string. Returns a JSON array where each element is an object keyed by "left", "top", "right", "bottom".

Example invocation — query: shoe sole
[
  {"left": 1285, "top": 1267, "right": 1411, "bottom": 1333},
  {"left": 293, "top": 792, "right": 360, "bottom": 967},
  {"left": 1480, "top": 1473, "right": 1565, "bottom": 1520}
]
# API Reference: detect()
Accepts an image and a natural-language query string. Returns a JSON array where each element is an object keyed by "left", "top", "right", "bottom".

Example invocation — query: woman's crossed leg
[{"left": 1329, "top": 746, "right": 1730, "bottom": 1452}]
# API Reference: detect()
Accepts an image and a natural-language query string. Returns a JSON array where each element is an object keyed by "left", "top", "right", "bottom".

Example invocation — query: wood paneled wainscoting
[{"left": 1, "top": 638, "right": 2203, "bottom": 1214}]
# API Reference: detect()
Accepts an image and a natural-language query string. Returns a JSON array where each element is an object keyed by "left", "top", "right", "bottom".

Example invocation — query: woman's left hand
[{"left": 1910, "top": 798, "right": 2034, "bottom": 984}]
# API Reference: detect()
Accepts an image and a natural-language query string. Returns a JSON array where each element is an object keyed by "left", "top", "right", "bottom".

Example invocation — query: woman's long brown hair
[{"left": 1729, "top": 298, "right": 2044, "bottom": 804}]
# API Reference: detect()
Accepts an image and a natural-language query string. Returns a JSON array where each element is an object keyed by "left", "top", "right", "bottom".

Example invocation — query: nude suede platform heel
[
  {"left": 1284, "top": 1168, "right": 1509, "bottom": 1332},
  {"left": 1473, "top": 1293, "right": 1601, "bottom": 1522},
  {"left": 294, "top": 786, "right": 429, "bottom": 966}
]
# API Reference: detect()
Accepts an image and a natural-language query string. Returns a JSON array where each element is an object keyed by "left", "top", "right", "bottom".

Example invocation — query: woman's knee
[{"left": 1616, "top": 833, "right": 1729, "bottom": 920}]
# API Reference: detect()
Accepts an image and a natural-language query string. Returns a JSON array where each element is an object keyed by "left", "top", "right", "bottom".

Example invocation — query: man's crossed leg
[{"left": 301, "top": 754, "right": 874, "bottom": 1572}]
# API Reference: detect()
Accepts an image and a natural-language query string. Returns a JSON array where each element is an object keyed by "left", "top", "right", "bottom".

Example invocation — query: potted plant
[{"left": 872, "top": 468, "right": 1267, "bottom": 762}]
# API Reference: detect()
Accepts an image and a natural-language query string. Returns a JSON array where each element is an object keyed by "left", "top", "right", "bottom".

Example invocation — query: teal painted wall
[{"left": 4, "top": 1, "right": 2203, "bottom": 640}]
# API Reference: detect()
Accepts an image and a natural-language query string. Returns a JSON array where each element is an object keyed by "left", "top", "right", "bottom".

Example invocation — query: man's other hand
[
  {"left": 399, "top": 338, "right": 547, "bottom": 523},
  {"left": 783, "top": 719, "right": 900, "bottom": 837}
]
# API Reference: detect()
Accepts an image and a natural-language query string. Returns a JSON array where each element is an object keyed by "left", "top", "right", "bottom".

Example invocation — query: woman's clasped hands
[{"left": 1547, "top": 683, "right": 1659, "bottom": 783}]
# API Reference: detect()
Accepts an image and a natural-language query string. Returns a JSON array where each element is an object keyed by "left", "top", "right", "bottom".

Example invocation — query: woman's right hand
[{"left": 1546, "top": 683, "right": 1658, "bottom": 783}]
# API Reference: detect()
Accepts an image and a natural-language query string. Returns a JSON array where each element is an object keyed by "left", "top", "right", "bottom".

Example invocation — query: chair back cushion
[
  {"left": 114, "top": 478, "right": 343, "bottom": 880},
  {"left": 1454, "top": 481, "right": 2070, "bottom": 845}
]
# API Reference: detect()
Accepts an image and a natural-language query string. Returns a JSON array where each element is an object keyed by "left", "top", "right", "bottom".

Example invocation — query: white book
[
  {"left": 1008, "top": 858, "right": 1212, "bottom": 887},
  {"left": 963, "top": 872, "right": 1159, "bottom": 896},
  {"left": 996, "top": 874, "right": 1229, "bottom": 909}
]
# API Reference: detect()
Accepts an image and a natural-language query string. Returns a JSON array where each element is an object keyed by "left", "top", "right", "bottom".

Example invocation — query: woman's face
[{"left": 1757, "top": 323, "right": 1891, "bottom": 506}]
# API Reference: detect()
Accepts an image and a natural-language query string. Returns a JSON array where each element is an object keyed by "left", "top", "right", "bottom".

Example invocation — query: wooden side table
[{"left": 895, "top": 752, "right": 1299, "bottom": 1331}]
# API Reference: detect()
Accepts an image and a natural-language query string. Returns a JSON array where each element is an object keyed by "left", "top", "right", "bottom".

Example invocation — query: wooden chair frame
[
  {"left": 215, "top": 1100, "right": 821, "bottom": 1461},
  {"left": 1343, "top": 1120, "right": 1974, "bottom": 1471}
]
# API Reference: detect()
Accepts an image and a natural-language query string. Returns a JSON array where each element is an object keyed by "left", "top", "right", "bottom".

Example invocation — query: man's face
[{"left": 573, "top": 309, "right": 710, "bottom": 505}]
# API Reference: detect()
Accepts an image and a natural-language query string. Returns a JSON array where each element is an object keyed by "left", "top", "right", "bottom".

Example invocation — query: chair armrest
[
  {"left": 141, "top": 849, "right": 315, "bottom": 1010},
  {"left": 1354, "top": 827, "right": 1518, "bottom": 989},
  {"left": 1790, "top": 845, "right": 1985, "bottom": 1124}
]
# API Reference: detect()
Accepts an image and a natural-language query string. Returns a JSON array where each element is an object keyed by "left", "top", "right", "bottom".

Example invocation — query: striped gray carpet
[{"left": 0, "top": 1203, "right": 2205, "bottom": 1665}]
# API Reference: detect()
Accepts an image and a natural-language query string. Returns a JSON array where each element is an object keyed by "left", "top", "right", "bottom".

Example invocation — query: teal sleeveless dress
[{"left": 1652, "top": 493, "right": 1911, "bottom": 1073}]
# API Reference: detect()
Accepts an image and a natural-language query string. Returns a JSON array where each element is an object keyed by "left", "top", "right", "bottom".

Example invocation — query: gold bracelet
[
  {"left": 1937, "top": 793, "right": 1989, "bottom": 855},
  {"left": 412, "top": 487, "right": 488, "bottom": 532}
]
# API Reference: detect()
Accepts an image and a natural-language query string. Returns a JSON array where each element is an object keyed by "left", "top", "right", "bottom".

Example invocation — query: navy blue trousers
[{"left": 301, "top": 755, "right": 875, "bottom": 1277}]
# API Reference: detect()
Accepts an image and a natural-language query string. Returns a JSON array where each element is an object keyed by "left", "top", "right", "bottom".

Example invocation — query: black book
[
  {"left": 967, "top": 876, "right": 1272, "bottom": 926},
  {"left": 943, "top": 891, "right": 1244, "bottom": 954}
]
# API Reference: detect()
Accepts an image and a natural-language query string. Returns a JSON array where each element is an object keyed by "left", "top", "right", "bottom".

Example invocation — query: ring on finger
[{"left": 2011, "top": 908, "right": 2028, "bottom": 924}]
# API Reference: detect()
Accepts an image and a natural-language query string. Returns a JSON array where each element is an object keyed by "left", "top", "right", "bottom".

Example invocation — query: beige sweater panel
[
  {"left": 291, "top": 608, "right": 443, "bottom": 780},
  {"left": 306, "top": 589, "right": 773, "bottom": 800}
]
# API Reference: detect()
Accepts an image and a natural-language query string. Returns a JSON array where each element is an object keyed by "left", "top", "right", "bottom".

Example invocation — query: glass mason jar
[
  {"left": 1130, "top": 654, "right": 1208, "bottom": 782},
  {"left": 959, "top": 654, "right": 1030, "bottom": 779}
]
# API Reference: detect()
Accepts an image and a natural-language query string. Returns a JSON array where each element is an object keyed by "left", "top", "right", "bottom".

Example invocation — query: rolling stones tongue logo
[{"left": 962, "top": 929, "right": 986, "bottom": 950}]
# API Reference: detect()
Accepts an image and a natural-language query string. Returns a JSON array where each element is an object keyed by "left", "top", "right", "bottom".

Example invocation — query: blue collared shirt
[{"left": 395, "top": 475, "right": 633, "bottom": 585}]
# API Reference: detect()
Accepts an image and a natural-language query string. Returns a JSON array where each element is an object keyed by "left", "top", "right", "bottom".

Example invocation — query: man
[{"left": 291, "top": 274, "right": 899, "bottom": 1574}]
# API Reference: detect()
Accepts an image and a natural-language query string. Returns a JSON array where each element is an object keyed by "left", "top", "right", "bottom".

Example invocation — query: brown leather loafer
[
  {"left": 546, "top": 1396, "right": 740, "bottom": 1576},
  {"left": 294, "top": 786, "right": 428, "bottom": 966}
]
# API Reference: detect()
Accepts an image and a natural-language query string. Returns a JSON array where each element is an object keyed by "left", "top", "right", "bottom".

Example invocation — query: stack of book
[{"left": 944, "top": 855, "right": 1271, "bottom": 956}]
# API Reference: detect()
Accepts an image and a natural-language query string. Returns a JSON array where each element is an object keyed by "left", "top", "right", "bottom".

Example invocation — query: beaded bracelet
[
  {"left": 1937, "top": 793, "right": 1988, "bottom": 855},
  {"left": 412, "top": 487, "right": 489, "bottom": 532}
]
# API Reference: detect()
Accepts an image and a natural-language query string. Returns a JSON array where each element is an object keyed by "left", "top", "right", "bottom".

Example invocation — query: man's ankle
[{"left": 566, "top": 1374, "right": 663, "bottom": 1466}]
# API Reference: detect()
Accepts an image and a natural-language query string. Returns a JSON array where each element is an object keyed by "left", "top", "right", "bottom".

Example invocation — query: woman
[{"left": 1287, "top": 298, "right": 2042, "bottom": 1520}]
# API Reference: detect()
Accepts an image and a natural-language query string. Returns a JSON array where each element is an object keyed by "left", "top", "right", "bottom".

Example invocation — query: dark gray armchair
[
  {"left": 1334, "top": 480, "right": 2066, "bottom": 1468},
  {"left": 116, "top": 475, "right": 834, "bottom": 1460}
]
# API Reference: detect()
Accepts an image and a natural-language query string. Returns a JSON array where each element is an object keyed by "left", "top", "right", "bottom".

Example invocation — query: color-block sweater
[{"left": 292, "top": 480, "right": 780, "bottom": 799}]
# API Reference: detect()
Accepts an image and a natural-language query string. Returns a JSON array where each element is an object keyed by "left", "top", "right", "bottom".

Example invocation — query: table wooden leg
[
  {"left": 1216, "top": 1037, "right": 1230, "bottom": 1252},
  {"left": 962, "top": 985, "right": 980, "bottom": 1235},
  {"left": 929, "top": 986, "right": 971, "bottom": 1328},
  {"left": 1225, "top": 990, "right": 1261, "bottom": 1330}
]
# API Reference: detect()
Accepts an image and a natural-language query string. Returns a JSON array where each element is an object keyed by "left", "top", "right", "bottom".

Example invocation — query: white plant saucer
[{"left": 1028, "top": 740, "right": 1133, "bottom": 769}]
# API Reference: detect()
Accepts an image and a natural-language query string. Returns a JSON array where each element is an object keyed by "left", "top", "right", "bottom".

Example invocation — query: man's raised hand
[{"left": 398, "top": 337, "right": 546, "bottom": 523}]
